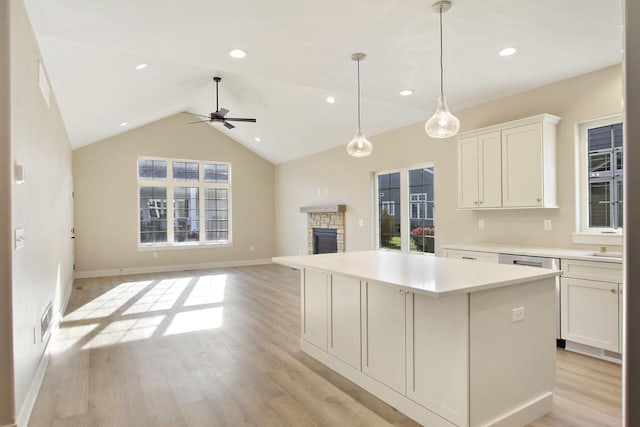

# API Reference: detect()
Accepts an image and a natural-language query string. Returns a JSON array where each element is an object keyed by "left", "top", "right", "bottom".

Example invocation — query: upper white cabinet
[{"left": 457, "top": 114, "right": 561, "bottom": 209}]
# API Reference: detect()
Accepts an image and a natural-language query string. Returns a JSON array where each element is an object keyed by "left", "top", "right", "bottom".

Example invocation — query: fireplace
[
  {"left": 313, "top": 228, "right": 337, "bottom": 254},
  {"left": 300, "top": 204, "right": 346, "bottom": 255}
]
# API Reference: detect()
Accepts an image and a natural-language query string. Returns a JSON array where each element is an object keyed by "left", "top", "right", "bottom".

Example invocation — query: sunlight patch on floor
[
  {"left": 65, "top": 280, "right": 154, "bottom": 321},
  {"left": 164, "top": 307, "right": 224, "bottom": 336},
  {"left": 82, "top": 315, "right": 165, "bottom": 349},
  {"left": 184, "top": 274, "right": 226, "bottom": 306}
]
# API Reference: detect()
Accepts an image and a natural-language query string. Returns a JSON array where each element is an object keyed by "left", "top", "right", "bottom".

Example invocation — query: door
[
  {"left": 561, "top": 277, "right": 619, "bottom": 352},
  {"left": 457, "top": 136, "right": 479, "bottom": 208},
  {"left": 302, "top": 268, "right": 328, "bottom": 351},
  {"left": 362, "top": 281, "right": 406, "bottom": 394},
  {"left": 329, "top": 274, "right": 361, "bottom": 369},
  {"left": 501, "top": 123, "right": 544, "bottom": 207}
]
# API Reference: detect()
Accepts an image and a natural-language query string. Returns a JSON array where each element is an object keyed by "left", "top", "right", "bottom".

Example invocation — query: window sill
[
  {"left": 572, "top": 232, "right": 623, "bottom": 246},
  {"left": 137, "top": 242, "right": 233, "bottom": 251}
]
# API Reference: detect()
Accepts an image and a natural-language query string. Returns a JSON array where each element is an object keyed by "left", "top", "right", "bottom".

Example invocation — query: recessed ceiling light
[
  {"left": 498, "top": 47, "right": 517, "bottom": 57},
  {"left": 120, "top": 122, "right": 128, "bottom": 127},
  {"left": 254, "top": 137, "right": 261, "bottom": 142},
  {"left": 400, "top": 89, "right": 414, "bottom": 96},
  {"left": 135, "top": 63, "right": 147, "bottom": 70},
  {"left": 326, "top": 96, "right": 336, "bottom": 104},
  {"left": 229, "top": 49, "right": 247, "bottom": 59}
]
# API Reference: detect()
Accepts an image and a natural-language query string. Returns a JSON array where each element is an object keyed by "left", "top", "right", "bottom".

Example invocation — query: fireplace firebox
[{"left": 313, "top": 228, "right": 338, "bottom": 254}]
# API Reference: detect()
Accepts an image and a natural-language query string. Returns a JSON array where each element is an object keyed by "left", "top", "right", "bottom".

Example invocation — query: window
[
  {"left": 138, "top": 157, "right": 231, "bottom": 247},
  {"left": 574, "top": 116, "right": 623, "bottom": 244},
  {"left": 376, "top": 164, "right": 435, "bottom": 254}
]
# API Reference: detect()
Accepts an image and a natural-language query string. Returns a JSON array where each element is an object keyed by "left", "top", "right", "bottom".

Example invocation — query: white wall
[
  {"left": 72, "top": 114, "right": 275, "bottom": 274},
  {"left": 0, "top": 1, "right": 15, "bottom": 424},
  {"left": 9, "top": 0, "right": 74, "bottom": 423},
  {"left": 275, "top": 65, "right": 623, "bottom": 257}
]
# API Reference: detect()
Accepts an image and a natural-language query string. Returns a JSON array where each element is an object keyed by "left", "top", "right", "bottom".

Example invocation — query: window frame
[
  {"left": 573, "top": 115, "right": 623, "bottom": 245},
  {"left": 374, "top": 162, "right": 435, "bottom": 254},
  {"left": 137, "top": 156, "right": 233, "bottom": 250}
]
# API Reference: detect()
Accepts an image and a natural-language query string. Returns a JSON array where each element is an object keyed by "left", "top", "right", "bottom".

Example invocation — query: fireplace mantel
[{"left": 299, "top": 204, "right": 346, "bottom": 214}]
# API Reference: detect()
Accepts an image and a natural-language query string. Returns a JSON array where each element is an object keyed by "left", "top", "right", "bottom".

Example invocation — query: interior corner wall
[
  {"left": 9, "top": 0, "right": 74, "bottom": 423},
  {"left": 0, "top": 1, "right": 15, "bottom": 425},
  {"left": 274, "top": 65, "right": 623, "bottom": 257},
  {"left": 72, "top": 114, "right": 275, "bottom": 274},
  {"left": 623, "top": 0, "right": 639, "bottom": 424}
]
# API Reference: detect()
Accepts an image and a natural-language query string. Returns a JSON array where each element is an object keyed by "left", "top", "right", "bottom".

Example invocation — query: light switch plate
[
  {"left": 544, "top": 219, "right": 552, "bottom": 231},
  {"left": 15, "top": 163, "right": 25, "bottom": 183},
  {"left": 512, "top": 306, "right": 525, "bottom": 322},
  {"left": 14, "top": 228, "right": 24, "bottom": 250},
  {"left": 478, "top": 219, "right": 485, "bottom": 230}
]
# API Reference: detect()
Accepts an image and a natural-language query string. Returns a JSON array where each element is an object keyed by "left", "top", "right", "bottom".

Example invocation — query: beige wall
[
  {"left": 9, "top": 0, "right": 75, "bottom": 423},
  {"left": 0, "top": 1, "right": 14, "bottom": 424},
  {"left": 72, "top": 114, "right": 275, "bottom": 273},
  {"left": 275, "top": 65, "right": 623, "bottom": 257}
]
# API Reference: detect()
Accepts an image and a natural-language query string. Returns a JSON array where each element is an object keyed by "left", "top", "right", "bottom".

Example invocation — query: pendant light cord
[
  {"left": 439, "top": 6, "right": 444, "bottom": 97},
  {"left": 357, "top": 58, "right": 361, "bottom": 131}
]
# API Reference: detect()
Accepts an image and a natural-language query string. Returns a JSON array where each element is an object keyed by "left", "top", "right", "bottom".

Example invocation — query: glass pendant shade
[
  {"left": 346, "top": 129, "right": 373, "bottom": 157},
  {"left": 425, "top": 96, "right": 460, "bottom": 138}
]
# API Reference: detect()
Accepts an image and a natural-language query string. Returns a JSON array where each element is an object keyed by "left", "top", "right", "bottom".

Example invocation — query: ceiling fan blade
[
  {"left": 224, "top": 122, "right": 235, "bottom": 129},
  {"left": 225, "top": 118, "right": 257, "bottom": 122},
  {"left": 188, "top": 120, "right": 211, "bottom": 124},
  {"left": 217, "top": 108, "right": 229, "bottom": 117},
  {"left": 181, "top": 111, "right": 210, "bottom": 119}
]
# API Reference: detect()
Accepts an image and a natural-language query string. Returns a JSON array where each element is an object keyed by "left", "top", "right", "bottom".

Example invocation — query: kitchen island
[{"left": 272, "top": 250, "right": 562, "bottom": 427}]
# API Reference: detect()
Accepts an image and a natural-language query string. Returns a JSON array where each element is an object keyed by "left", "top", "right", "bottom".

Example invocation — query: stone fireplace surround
[{"left": 300, "top": 204, "right": 346, "bottom": 254}]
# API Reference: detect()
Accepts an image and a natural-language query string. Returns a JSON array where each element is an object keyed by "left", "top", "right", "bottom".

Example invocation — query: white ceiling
[{"left": 23, "top": 0, "right": 622, "bottom": 164}]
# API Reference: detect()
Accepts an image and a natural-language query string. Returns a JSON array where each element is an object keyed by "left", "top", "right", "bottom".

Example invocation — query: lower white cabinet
[
  {"left": 561, "top": 277, "right": 620, "bottom": 352},
  {"left": 362, "top": 281, "right": 406, "bottom": 394},
  {"left": 407, "top": 292, "right": 468, "bottom": 426},
  {"left": 301, "top": 268, "right": 328, "bottom": 350},
  {"left": 328, "top": 274, "right": 361, "bottom": 369}
]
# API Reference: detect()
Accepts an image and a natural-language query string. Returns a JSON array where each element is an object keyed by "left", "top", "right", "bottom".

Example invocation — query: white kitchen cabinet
[
  {"left": 328, "top": 274, "right": 361, "bottom": 369},
  {"left": 444, "top": 249, "right": 500, "bottom": 263},
  {"left": 458, "top": 131, "right": 502, "bottom": 208},
  {"left": 561, "top": 277, "right": 619, "bottom": 352},
  {"left": 362, "top": 281, "right": 406, "bottom": 394},
  {"left": 301, "top": 268, "right": 328, "bottom": 351},
  {"left": 457, "top": 114, "right": 560, "bottom": 209},
  {"left": 406, "top": 292, "right": 468, "bottom": 426}
]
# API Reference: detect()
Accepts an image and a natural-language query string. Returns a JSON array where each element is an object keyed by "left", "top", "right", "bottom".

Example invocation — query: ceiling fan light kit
[
  {"left": 425, "top": 0, "right": 460, "bottom": 139},
  {"left": 346, "top": 52, "right": 373, "bottom": 158}
]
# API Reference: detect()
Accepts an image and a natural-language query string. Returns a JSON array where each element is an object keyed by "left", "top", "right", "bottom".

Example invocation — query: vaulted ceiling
[{"left": 24, "top": 0, "right": 622, "bottom": 163}]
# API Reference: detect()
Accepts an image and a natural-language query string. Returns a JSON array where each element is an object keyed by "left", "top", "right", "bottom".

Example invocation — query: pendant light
[
  {"left": 425, "top": 0, "right": 460, "bottom": 139},
  {"left": 346, "top": 52, "right": 373, "bottom": 157}
]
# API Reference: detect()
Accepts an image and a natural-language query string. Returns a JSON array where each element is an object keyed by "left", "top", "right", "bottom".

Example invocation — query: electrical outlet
[
  {"left": 14, "top": 228, "right": 24, "bottom": 250},
  {"left": 358, "top": 218, "right": 364, "bottom": 227},
  {"left": 512, "top": 307, "right": 525, "bottom": 322},
  {"left": 478, "top": 219, "right": 485, "bottom": 230},
  {"left": 544, "top": 219, "right": 552, "bottom": 231}
]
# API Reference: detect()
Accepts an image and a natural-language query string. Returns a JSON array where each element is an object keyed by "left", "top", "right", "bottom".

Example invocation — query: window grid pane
[
  {"left": 173, "top": 161, "right": 200, "bottom": 181},
  {"left": 205, "top": 188, "right": 230, "bottom": 241},
  {"left": 204, "top": 163, "right": 229, "bottom": 183},
  {"left": 378, "top": 172, "right": 401, "bottom": 251},
  {"left": 408, "top": 167, "right": 435, "bottom": 254},
  {"left": 174, "top": 187, "right": 199, "bottom": 242},
  {"left": 139, "top": 186, "right": 167, "bottom": 243},
  {"left": 138, "top": 159, "right": 167, "bottom": 180}
]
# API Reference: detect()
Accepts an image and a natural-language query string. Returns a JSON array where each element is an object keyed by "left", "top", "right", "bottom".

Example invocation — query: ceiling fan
[{"left": 185, "top": 76, "right": 256, "bottom": 129}]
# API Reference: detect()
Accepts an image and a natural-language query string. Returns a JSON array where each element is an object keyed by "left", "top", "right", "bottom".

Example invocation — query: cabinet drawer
[
  {"left": 562, "top": 259, "right": 622, "bottom": 283},
  {"left": 445, "top": 250, "right": 499, "bottom": 264}
]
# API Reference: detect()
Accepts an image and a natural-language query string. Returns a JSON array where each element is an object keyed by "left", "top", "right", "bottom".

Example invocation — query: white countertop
[
  {"left": 272, "top": 250, "right": 560, "bottom": 297},
  {"left": 441, "top": 243, "right": 623, "bottom": 263}
]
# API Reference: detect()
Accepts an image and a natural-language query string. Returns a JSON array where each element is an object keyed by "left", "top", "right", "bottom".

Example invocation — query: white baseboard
[
  {"left": 2, "top": 423, "right": 17, "bottom": 427},
  {"left": 14, "top": 278, "right": 73, "bottom": 427},
  {"left": 15, "top": 339, "right": 51, "bottom": 427},
  {"left": 73, "top": 258, "right": 273, "bottom": 279}
]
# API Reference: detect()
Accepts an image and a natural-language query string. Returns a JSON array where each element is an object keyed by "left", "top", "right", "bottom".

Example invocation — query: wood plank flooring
[{"left": 28, "top": 264, "right": 621, "bottom": 427}]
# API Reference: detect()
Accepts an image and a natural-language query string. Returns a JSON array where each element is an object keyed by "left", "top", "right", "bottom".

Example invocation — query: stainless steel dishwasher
[{"left": 498, "top": 254, "right": 564, "bottom": 348}]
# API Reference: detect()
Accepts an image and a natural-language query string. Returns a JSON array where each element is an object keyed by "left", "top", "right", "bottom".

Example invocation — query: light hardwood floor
[{"left": 29, "top": 264, "right": 621, "bottom": 427}]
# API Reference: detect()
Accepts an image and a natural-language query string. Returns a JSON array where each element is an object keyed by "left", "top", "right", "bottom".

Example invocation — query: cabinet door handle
[
  {"left": 536, "top": 198, "right": 541, "bottom": 202},
  {"left": 462, "top": 256, "right": 476, "bottom": 260},
  {"left": 610, "top": 289, "right": 617, "bottom": 294},
  {"left": 478, "top": 200, "right": 483, "bottom": 204}
]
